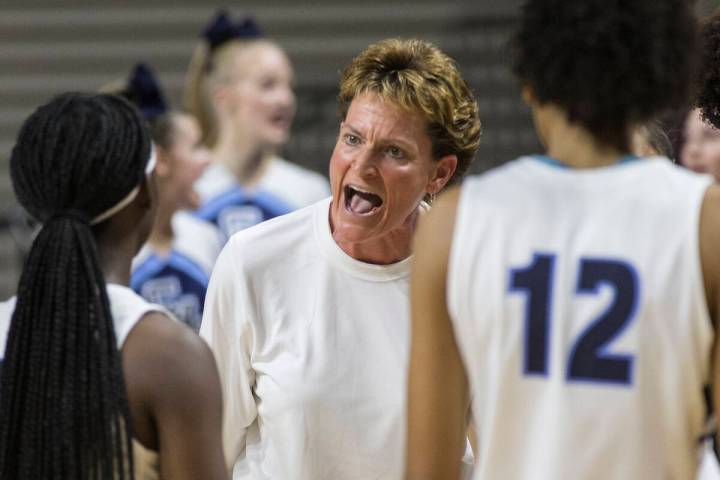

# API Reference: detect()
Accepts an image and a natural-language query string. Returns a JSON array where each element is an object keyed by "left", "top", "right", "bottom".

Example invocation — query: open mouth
[
  {"left": 269, "top": 110, "right": 293, "bottom": 130},
  {"left": 344, "top": 185, "right": 383, "bottom": 215}
]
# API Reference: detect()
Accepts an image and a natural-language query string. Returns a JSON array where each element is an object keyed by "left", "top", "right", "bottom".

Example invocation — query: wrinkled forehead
[{"left": 344, "top": 92, "right": 430, "bottom": 148}]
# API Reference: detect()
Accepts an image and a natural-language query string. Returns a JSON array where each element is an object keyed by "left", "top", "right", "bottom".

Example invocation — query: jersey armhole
[{"left": 446, "top": 181, "right": 476, "bottom": 334}]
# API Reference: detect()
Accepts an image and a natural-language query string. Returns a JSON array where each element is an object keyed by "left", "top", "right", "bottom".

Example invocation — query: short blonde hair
[{"left": 339, "top": 38, "right": 482, "bottom": 181}]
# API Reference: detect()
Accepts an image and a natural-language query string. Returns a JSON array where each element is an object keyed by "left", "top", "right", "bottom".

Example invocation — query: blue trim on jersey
[
  {"left": 532, "top": 154, "right": 640, "bottom": 168},
  {"left": 194, "top": 185, "right": 293, "bottom": 223},
  {"left": 131, "top": 251, "right": 209, "bottom": 292},
  {"left": 130, "top": 255, "right": 167, "bottom": 291},
  {"left": 195, "top": 186, "right": 251, "bottom": 221},
  {"left": 131, "top": 250, "right": 210, "bottom": 330},
  {"left": 252, "top": 189, "right": 294, "bottom": 216},
  {"left": 167, "top": 252, "right": 209, "bottom": 287}
]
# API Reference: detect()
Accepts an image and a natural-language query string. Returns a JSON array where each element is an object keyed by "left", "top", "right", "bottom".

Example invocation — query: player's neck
[
  {"left": 545, "top": 128, "right": 628, "bottom": 169},
  {"left": 536, "top": 103, "right": 630, "bottom": 168},
  {"left": 96, "top": 233, "right": 135, "bottom": 287}
]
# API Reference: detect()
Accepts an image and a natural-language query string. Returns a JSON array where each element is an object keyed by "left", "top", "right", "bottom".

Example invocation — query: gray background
[{"left": 0, "top": 0, "right": 717, "bottom": 297}]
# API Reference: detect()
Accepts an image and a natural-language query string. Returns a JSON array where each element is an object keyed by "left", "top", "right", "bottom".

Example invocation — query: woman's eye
[
  {"left": 260, "top": 78, "right": 276, "bottom": 90},
  {"left": 344, "top": 134, "right": 360, "bottom": 146},
  {"left": 387, "top": 146, "right": 404, "bottom": 158}
]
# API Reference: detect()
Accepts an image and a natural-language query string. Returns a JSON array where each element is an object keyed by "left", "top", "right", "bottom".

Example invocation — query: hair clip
[
  {"left": 126, "top": 63, "right": 168, "bottom": 121},
  {"left": 202, "top": 10, "right": 263, "bottom": 51}
]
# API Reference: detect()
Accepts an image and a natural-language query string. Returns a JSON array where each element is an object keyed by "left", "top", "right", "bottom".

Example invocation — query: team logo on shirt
[
  {"left": 140, "top": 277, "right": 202, "bottom": 331},
  {"left": 218, "top": 205, "right": 265, "bottom": 238}
]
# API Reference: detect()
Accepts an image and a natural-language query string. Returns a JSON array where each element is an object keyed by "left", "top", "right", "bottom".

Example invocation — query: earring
[{"left": 429, "top": 192, "right": 437, "bottom": 204}]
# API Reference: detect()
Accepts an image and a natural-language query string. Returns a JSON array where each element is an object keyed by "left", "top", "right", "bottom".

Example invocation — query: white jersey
[
  {"left": 194, "top": 158, "right": 330, "bottom": 241},
  {"left": 447, "top": 156, "right": 715, "bottom": 479},
  {"left": 0, "top": 285, "right": 171, "bottom": 479},
  {"left": 0, "top": 284, "right": 170, "bottom": 355}
]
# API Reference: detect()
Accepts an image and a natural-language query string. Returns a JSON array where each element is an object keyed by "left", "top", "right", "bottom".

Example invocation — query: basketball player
[
  {"left": 114, "top": 63, "right": 222, "bottom": 331},
  {"left": 185, "top": 11, "right": 329, "bottom": 242},
  {"left": 405, "top": 1, "right": 713, "bottom": 479},
  {"left": 0, "top": 93, "right": 227, "bottom": 479}
]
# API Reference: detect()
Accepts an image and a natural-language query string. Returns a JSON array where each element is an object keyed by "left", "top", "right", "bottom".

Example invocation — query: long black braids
[{"left": 0, "top": 93, "right": 152, "bottom": 479}]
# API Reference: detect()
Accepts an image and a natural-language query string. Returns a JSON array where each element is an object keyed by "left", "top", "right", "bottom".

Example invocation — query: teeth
[{"left": 349, "top": 185, "right": 375, "bottom": 196}]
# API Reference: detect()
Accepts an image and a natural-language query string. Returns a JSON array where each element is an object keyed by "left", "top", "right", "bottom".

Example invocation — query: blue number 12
[{"left": 509, "top": 254, "right": 638, "bottom": 385}]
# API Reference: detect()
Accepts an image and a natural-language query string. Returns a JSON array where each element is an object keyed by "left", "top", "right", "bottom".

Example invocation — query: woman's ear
[
  {"left": 212, "top": 84, "right": 235, "bottom": 115},
  {"left": 427, "top": 154, "right": 458, "bottom": 195}
]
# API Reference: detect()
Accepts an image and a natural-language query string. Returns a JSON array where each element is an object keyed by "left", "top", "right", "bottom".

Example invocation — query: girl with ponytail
[
  {"left": 184, "top": 10, "right": 330, "bottom": 242},
  {"left": 0, "top": 93, "right": 227, "bottom": 480}
]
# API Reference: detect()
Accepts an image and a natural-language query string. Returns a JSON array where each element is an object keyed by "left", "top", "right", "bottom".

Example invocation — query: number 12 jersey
[{"left": 448, "top": 156, "right": 714, "bottom": 479}]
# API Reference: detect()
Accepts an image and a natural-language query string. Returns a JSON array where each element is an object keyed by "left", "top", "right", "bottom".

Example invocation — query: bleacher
[{"left": 0, "top": 0, "right": 545, "bottom": 297}]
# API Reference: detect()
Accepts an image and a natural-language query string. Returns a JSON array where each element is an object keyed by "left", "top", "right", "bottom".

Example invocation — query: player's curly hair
[
  {"left": 696, "top": 11, "right": 720, "bottom": 129},
  {"left": 512, "top": 0, "right": 697, "bottom": 150}
]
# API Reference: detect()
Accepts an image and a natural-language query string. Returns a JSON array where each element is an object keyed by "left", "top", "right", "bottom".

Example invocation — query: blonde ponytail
[{"left": 184, "top": 42, "right": 219, "bottom": 148}]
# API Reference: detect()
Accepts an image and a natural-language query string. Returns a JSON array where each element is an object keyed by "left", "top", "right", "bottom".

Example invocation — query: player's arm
[
  {"left": 700, "top": 184, "right": 720, "bottom": 448},
  {"left": 123, "top": 313, "right": 228, "bottom": 480},
  {"left": 406, "top": 187, "right": 470, "bottom": 480}
]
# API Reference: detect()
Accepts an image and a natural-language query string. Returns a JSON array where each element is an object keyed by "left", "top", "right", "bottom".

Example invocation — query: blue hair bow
[
  {"left": 202, "top": 10, "right": 263, "bottom": 51},
  {"left": 126, "top": 63, "right": 167, "bottom": 121}
]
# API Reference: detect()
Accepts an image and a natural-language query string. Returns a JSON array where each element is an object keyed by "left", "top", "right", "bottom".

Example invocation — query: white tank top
[
  {"left": 0, "top": 283, "right": 167, "bottom": 480},
  {"left": 448, "top": 156, "right": 714, "bottom": 480}
]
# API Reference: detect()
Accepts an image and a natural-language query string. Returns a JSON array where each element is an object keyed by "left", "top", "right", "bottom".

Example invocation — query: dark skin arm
[
  {"left": 406, "top": 187, "right": 470, "bottom": 480},
  {"left": 700, "top": 184, "right": 720, "bottom": 448},
  {"left": 122, "top": 313, "right": 227, "bottom": 480}
]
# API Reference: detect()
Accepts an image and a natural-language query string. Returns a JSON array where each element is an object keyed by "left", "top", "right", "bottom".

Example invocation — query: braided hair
[{"left": 0, "top": 93, "right": 152, "bottom": 479}]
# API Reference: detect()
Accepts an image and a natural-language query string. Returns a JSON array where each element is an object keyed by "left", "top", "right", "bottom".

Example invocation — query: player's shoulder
[
  {"left": 123, "top": 311, "right": 217, "bottom": 400},
  {"left": 174, "top": 210, "right": 221, "bottom": 237},
  {"left": 262, "top": 157, "right": 330, "bottom": 206},
  {"left": 461, "top": 156, "right": 538, "bottom": 190},
  {"left": 194, "top": 163, "right": 235, "bottom": 204},
  {"left": 268, "top": 157, "right": 327, "bottom": 185},
  {"left": 173, "top": 211, "right": 223, "bottom": 272},
  {"left": 701, "top": 183, "right": 720, "bottom": 229}
]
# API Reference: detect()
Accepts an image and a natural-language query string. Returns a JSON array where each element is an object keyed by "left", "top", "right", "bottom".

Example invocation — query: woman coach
[{"left": 200, "top": 38, "right": 481, "bottom": 480}]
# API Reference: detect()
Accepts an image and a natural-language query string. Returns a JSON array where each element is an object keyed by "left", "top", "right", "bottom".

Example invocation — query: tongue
[{"left": 350, "top": 194, "right": 376, "bottom": 214}]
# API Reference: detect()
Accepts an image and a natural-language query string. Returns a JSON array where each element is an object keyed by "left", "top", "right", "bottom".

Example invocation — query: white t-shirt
[
  {"left": 447, "top": 156, "right": 715, "bottom": 479},
  {"left": 201, "top": 198, "right": 414, "bottom": 480}
]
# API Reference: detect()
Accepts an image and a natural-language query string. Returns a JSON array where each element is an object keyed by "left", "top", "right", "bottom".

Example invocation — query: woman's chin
[{"left": 260, "top": 130, "right": 290, "bottom": 150}]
